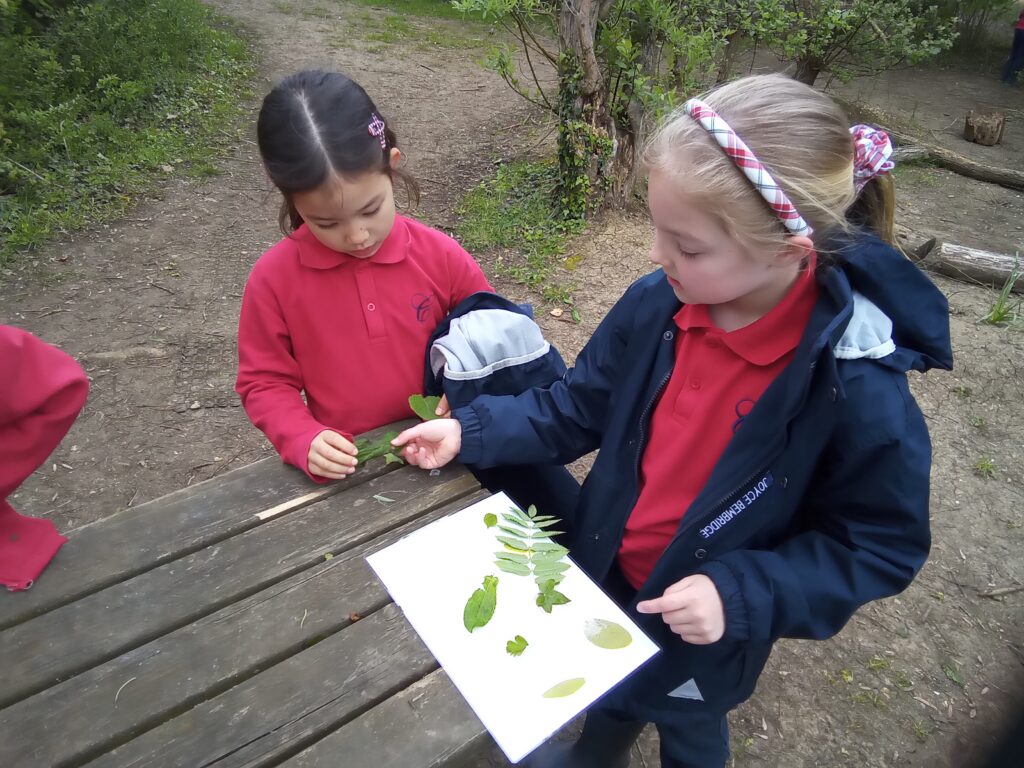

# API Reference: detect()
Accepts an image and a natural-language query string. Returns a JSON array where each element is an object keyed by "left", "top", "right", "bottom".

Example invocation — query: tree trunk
[
  {"left": 555, "top": 0, "right": 636, "bottom": 211},
  {"left": 792, "top": 56, "right": 822, "bottom": 85},
  {"left": 715, "top": 30, "right": 745, "bottom": 84},
  {"left": 920, "top": 243, "right": 1023, "bottom": 293}
]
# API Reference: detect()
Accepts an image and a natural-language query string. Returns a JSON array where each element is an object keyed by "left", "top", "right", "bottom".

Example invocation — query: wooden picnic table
[{"left": 0, "top": 421, "right": 492, "bottom": 768}]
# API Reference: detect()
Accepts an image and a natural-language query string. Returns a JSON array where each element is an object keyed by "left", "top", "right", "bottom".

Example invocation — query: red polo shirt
[
  {"left": 618, "top": 264, "right": 819, "bottom": 588},
  {"left": 236, "top": 214, "right": 492, "bottom": 480}
]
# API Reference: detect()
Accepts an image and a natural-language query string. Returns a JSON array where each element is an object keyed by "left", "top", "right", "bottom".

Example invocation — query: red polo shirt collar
[
  {"left": 292, "top": 215, "right": 411, "bottom": 270},
  {"left": 674, "top": 258, "right": 818, "bottom": 366}
]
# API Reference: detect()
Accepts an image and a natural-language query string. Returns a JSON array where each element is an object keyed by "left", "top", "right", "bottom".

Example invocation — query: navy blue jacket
[{"left": 453, "top": 234, "right": 952, "bottom": 719}]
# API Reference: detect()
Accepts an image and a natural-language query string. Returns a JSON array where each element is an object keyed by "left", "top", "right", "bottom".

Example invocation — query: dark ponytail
[{"left": 256, "top": 70, "right": 419, "bottom": 234}]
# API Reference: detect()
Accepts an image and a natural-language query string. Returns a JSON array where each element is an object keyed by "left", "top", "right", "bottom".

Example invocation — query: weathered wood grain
[
  {"left": 0, "top": 420, "right": 417, "bottom": 630},
  {"left": 281, "top": 669, "right": 489, "bottom": 768},
  {"left": 0, "top": 491, "right": 488, "bottom": 768},
  {"left": 0, "top": 464, "right": 477, "bottom": 708},
  {"left": 84, "top": 603, "right": 436, "bottom": 768}
]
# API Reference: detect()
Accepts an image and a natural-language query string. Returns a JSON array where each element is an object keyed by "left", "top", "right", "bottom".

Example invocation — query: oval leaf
[
  {"left": 463, "top": 575, "right": 498, "bottom": 632},
  {"left": 542, "top": 678, "right": 585, "bottom": 698},
  {"left": 409, "top": 394, "right": 442, "bottom": 421},
  {"left": 483, "top": 512, "right": 497, "bottom": 528},
  {"left": 584, "top": 618, "right": 633, "bottom": 649}
]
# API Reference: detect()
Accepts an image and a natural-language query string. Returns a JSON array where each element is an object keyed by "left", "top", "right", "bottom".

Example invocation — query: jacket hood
[{"left": 823, "top": 232, "right": 953, "bottom": 373}]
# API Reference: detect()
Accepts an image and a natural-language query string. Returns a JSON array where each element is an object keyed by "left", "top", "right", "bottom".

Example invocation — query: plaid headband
[
  {"left": 684, "top": 98, "right": 813, "bottom": 237},
  {"left": 850, "top": 125, "right": 894, "bottom": 192}
]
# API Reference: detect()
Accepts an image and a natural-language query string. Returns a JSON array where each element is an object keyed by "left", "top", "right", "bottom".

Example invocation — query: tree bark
[
  {"left": 792, "top": 56, "right": 822, "bottom": 85},
  {"left": 919, "top": 243, "right": 1023, "bottom": 293}
]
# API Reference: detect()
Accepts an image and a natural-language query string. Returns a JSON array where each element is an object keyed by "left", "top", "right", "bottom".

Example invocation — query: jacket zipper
[{"left": 634, "top": 369, "right": 672, "bottom": 483}]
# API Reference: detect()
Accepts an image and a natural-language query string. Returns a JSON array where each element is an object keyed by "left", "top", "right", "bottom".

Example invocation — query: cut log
[
  {"left": 963, "top": 110, "right": 1005, "bottom": 147},
  {"left": 920, "top": 243, "right": 1023, "bottom": 293},
  {"left": 837, "top": 98, "right": 1024, "bottom": 192}
]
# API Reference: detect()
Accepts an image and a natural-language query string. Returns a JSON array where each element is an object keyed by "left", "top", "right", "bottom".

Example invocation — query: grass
[
  {"left": 0, "top": 0, "right": 255, "bottom": 268},
  {"left": 981, "top": 264, "right": 1023, "bottom": 327},
  {"left": 973, "top": 457, "right": 997, "bottom": 479},
  {"left": 456, "top": 159, "right": 583, "bottom": 311},
  {"left": 341, "top": 0, "right": 485, "bottom": 21}
]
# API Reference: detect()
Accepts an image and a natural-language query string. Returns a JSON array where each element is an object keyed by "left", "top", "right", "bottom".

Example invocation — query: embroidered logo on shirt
[
  {"left": 731, "top": 398, "right": 756, "bottom": 432},
  {"left": 698, "top": 472, "right": 774, "bottom": 540},
  {"left": 411, "top": 293, "right": 436, "bottom": 322}
]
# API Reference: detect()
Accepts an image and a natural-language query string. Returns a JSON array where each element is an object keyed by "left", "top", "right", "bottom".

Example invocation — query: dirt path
[{"left": 2, "top": 2, "right": 1022, "bottom": 766}]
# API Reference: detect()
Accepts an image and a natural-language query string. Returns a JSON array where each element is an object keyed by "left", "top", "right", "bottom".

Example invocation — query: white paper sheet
[{"left": 366, "top": 492, "right": 659, "bottom": 764}]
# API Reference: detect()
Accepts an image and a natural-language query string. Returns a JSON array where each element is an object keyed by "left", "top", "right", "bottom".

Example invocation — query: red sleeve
[
  {"left": 445, "top": 240, "right": 493, "bottom": 309},
  {"left": 0, "top": 326, "right": 89, "bottom": 499},
  {"left": 234, "top": 266, "right": 344, "bottom": 482}
]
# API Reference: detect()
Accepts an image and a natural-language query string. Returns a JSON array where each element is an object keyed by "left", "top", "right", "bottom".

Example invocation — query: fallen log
[{"left": 916, "top": 242, "right": 1023, "bottom": 293}]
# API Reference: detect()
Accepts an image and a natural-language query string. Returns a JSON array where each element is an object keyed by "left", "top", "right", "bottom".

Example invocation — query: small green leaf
[
  {"left": 372, "top": 494, "right": 395, "bottom": 503},
  {"left": 384, "top": 452, "right": 405, "bottom": 465},
  {"left": 530, "top": 542, "right": 568, "bottom": 555},
  {"left": 463, "top": 575, "right": 499, "bottom": 632},
  {"left": 409, "top": 394, "right": 443, "bottom": 421},
  {"left": 497, "top": 560, "right": 532, "bottom": 576},
  {"left": 497, "top": 524, "right": 530, "bottom": 538},
  {"left": 530, "top": 518, "right": 563, "bottom": 528},
  {"left": 496, "top": 535, "right": 529, "bottom": 551},
  {"left": 942, "top": 662, "right": 965, "bottom": 688},
  {"left": 501, "top": 512, "right": 529, "bottom": 527},
  {"left": 355, "top": 431, "right": 401, "bottom": 464},
  {"left": 584, "top": 619, "right": 633, "bottom": 649},
  {"left": 495, "top": 551, "right": 529, "bottom": 564},
  {"left": 527, "top": 504, "right": 539, "bottom": 518},
  {"left": 483, "top": 512, "right": 497, "bottom": 528},
  {"left": 542, "top": 677, "right": 585, "bottom": 698},
  {"left": 536, "top": 583, "right": 571, "bottom": 613},
  {"left": 506, "top": 635, "right": 529, "bottom": 656}
]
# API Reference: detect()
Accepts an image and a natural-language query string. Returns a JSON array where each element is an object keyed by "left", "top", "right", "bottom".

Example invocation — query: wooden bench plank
[
  {"left": 84, "top": 603, "right": 437, "bottom": 768},
  {"left": 282, "top": 669, "right": 489, "bottom": 768},
  {"left": 0, "top": 420, "right": 416, "bottom": 630},
  {"left": 0, "top": 491, "right": 488, "bottom": 768},
  {"left": 0, "top": 464, "right": 477, "bottom": 708}
]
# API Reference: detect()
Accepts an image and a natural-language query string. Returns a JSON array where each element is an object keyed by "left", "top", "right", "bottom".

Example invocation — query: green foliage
[
  {"left": 464, "top": 574, "right": 499, "bottom": 632},
  {"left": 981, "top": 264, "right": 1022, "bottom": 327},
  {"left": 456, "top": 159, "right": 581, "bottom": 306},
  {"left": 484, "top": 512, "right": 498, "bottom": 528},
  {"left": 493, "top": 503, "right": 571, "bottom": 613},
  {"left": 505, "top": 634, "right": 529, "bottom": 656},
  {"left": 354, "top": 431, "right": 402, "bottom": 464},
  {"left": 936, "top": 0, "right": 1018, "bottom": 51},
  {"left": 0, "top": 0, "right": 254, "bottom": 266},
  {"left": 746, "top": 0, "right": 956, "bottom": 84},
  {"left": 408, "top": 394, "right": 443, "bottom": 421}
]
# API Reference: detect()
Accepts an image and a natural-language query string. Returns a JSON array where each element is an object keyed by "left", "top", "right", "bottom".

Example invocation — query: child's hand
[
  {"left": 636, "top": 574, "right": 725, "bottom": 644},
  {"left": 435, "top": 394, "right": 451, "bottom": 418},
  {"left": 308, "top": 429, "right": 358, "bottom": 479},
  {"left": 392, "top": 420, "right": 462, "bottom": 469}
]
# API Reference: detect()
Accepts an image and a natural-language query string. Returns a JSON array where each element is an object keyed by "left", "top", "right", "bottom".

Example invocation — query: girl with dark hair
[{"left": 235, "top": 70, "right": 493, "bottom": 482}]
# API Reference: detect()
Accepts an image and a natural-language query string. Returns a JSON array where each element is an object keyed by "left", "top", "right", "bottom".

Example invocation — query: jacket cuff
[
  {"left": 454, "top": 405, "right": 484, "bottom": 466},
  {"left": 697, "top": 559, "right": 751, "bottom": 642}
]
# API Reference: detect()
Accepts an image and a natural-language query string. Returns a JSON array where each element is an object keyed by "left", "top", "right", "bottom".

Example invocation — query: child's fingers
[
  {"left": 391, "top": 426, "right": 423, "bottom": 448},
  {"left": 321, "top": 430, "right": 357, "bottom": 456},
  {"left": 435, "top": 394, "right": 451, "bottom": 417},
  {"left": 309, "top": 457, "right": 351, "bottom": 479},
  {"left": 311, "top": 450, "right": 355, "bottom": 477}
]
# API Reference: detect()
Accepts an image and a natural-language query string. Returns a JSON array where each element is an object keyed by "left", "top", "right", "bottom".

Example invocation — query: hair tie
[
  {"left": 850, "top": 125, "right": 894, "bottom": 193},
  {"left": 684, "top": 98, "right": 813, "bottom": 237},
  {"left": 368, "top": 113, "right": 387, "bottom": 150}
]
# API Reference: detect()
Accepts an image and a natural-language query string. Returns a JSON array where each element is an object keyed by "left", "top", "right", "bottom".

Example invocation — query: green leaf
[
  {"left": 497, "top": 524, "right": 530, "bottom": 538},
  {"left": 384, "top": 452, "right": 405, "bottom": 465},
  {"left": 527, "top": 504, "right": 539, "bottom": 518},
  {"left": 497, "top": 560, "right": 532, "bottom": 576},
  {"left": 506, "top": 634, "right": 529, "bottom": 656},
  {"left": 584, "top": 619, "right": 633, "bottom": 649},
  {"left": 408, "top": 394, "right": 443, "bottom": 421},
  {"left": 542, "top": 677, "right": 585, "bottom": 698},
  {"left": 496, "top": 535, "right": 529, "bottom": 551},
  {"left": 463, "top": 575, "right": 499, "bottom": 632},
  {"left": 355, "top": 431, "right": 400, "bottom": 464},
  {"left": 942, "top": 662, "right": 965, "bottom": 688},
  {"left": 501, "top": 512, "right": 529, "bottom": 527},
  {"left": 533, "top": 561, "right": 570, "bottom": 577},
  {"left": 483, "top": 512, "right": 498, "bottom": 528},
  {"left": 495, "top": 551, "right": 529, "bottom": 564},
  {"left": 536, "top": 585, "right": 571, "bottom": 613},
  {"left": 530, "top": 518, "right": 562, "bottom": 528}
]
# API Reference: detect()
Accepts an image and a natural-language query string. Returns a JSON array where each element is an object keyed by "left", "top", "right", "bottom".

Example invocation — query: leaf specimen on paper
[
  {"left": 483, "top": 512, "right": 498, "bottom": 528},
  {"left": 583, "top": 619, "right": 633, "bottom": 649},
  {"left": 506, "top": 635, "right": 529, "bottom": 656},
  {"left": 408, "top": 394, "right": 442, "bottom": 421},
  {"left": 463, "top": 575, "right": 499, "bottom": 632},
  {"left": 492, "top": 503, "right": 572, "bottom": 612},
  {"left": 542, "top": 678, "right": 585, "bottom": 698}
]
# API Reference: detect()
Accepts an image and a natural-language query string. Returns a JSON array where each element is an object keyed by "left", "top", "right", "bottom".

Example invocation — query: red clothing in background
[
  {"left": 618, "top": 264, "right": 819, "bottom": 588},
  {"left": 0, "top": 326, "right": 89, "bottom": 591},
  {"left": 236, "top": 214, "right": 491, "bottom": 480}
]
